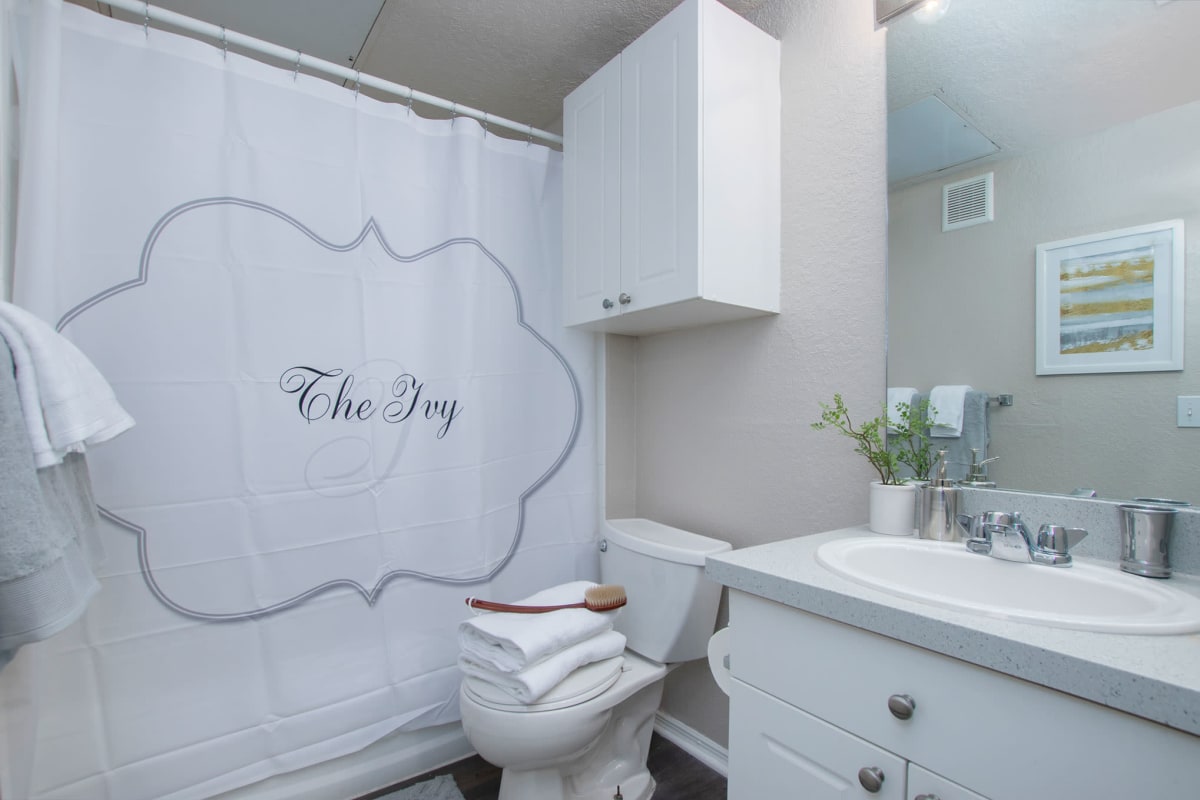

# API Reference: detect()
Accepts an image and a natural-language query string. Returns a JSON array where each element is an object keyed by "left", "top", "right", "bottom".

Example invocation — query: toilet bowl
[
  {"left": 461, "top": 652, "right": 668, "bottom": 800},
  {"left": 458, "top": 518, "right": 730, "bottom": 800}
]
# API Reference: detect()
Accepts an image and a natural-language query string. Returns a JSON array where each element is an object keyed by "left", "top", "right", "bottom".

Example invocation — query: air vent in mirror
[{"left": 942, "top": 172, "right": 994, "bottom": 232}]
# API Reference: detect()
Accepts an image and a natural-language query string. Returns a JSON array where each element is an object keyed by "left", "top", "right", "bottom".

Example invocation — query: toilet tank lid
[{"left": 604, "top": 518, "right": 732, "bottom": 566}]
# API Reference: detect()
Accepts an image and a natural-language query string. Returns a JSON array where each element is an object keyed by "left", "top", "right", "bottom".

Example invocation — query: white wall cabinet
[
  {"left": 726, "top": 590, "right": 1200, "bottom": 800},
  {"left": 562, "top": 0, "right": 780, "bottom": 335}
]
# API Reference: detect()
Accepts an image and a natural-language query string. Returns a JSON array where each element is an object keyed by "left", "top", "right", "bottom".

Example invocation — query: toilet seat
[{"left": 463, "top": 655, "right": 625, "bottom": 713}]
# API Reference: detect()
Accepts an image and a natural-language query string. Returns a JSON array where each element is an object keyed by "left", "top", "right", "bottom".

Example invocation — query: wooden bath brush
[{"left": 465, "top": 584, "right": 627, "bottom": 613}]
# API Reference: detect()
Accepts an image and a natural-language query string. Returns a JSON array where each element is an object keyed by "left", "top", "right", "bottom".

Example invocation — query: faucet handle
[{"left": 1037, "top": 524, "right": 1088, "bottom": 555}]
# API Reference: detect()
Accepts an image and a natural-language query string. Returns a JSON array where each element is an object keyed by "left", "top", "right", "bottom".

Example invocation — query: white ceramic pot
[{"left": 868, "top": 481, "right": 917, "bottom": 536}]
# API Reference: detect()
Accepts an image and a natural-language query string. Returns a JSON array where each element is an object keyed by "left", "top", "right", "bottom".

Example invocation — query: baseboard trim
[{"left": 653, "top": 710, "right": 729, "bottom": 778}]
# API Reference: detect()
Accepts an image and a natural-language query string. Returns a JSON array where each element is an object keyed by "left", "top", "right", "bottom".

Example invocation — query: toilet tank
[{"left": 600, "top": 518, "right": 731, "bottom": 664}]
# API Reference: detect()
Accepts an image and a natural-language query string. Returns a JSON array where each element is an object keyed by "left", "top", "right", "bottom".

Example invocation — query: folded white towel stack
[
  {"left": 929, "top": 385, "right": 972, "bottom": 438},
  {"left": 458, "top": 629, "right": 627, "bottom": 704},
  {"left": 886, "top": 387, "right": 918, "bottom": 433},
  {"left": 0, "top": 301, "right": 134, "bottom": 467},
  {"left": 458, "top": 581, "right": 618, "bottom": 672},
  {"left": 458, "top": 580, "right": 626, "bottom": 704}
]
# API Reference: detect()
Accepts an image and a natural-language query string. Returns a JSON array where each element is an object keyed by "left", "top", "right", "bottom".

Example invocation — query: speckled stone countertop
[{"left": 706, "top": 526, "right": 1200, "bottom": 737}]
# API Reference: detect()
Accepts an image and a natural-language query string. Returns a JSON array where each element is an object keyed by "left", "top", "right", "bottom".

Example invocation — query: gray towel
[
  {"left": 0, "top": 339, "right": 102, "bottom": 665},
  {"left": 918, "top": 390, "right": 990, "bottom": 482}
]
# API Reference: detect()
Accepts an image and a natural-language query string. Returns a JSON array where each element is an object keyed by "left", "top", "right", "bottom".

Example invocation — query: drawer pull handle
[
  {"left": 915, "top": 794, "right": 942, "bottom": 800},
  {"left": 858, "top": 766, "right": 885, "bottom": 793},
  {"left": 602, "top": 298, "right": 615, "bottom": 310},
  {"left": 887, "top": 693, "right": 916, "bottom": 720}
]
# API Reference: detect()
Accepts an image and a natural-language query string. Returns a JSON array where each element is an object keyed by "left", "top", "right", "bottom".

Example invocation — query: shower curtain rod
[{"left": 101, "top": 0, "right": 565, "bottom": 146}]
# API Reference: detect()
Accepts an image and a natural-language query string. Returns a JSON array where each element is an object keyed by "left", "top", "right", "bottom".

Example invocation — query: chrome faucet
[{"left": 959, "top": 511, "right": 1088, "bottom": 567}]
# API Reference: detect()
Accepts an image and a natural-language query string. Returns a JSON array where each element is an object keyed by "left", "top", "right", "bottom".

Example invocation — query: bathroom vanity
[{"left": 707, "top": 528, "right": 1200, "bottom": 799}]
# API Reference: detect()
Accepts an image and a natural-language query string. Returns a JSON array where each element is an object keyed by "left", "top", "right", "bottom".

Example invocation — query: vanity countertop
[{"left": 706, "top": 526, "right": 1200, "bottom": 737}]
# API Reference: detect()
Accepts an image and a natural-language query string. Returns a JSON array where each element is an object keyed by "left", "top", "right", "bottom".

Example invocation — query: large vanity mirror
[{"left": 885, "top": 0, "right": 1200, "bottom": 504}]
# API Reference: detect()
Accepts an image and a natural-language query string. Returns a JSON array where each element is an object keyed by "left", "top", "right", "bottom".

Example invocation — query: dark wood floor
[{"left": 358, "top": 732, "right": 727, "bottom": 800}]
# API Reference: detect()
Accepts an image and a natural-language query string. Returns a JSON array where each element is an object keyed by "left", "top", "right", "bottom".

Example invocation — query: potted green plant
[{"left": 812, "top": 394, "right": 936, "bottom": 535}]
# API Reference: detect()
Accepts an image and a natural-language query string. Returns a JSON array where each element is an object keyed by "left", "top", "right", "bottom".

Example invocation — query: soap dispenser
[
  {"left": 919, "top": 451, "right": 962, "bottom": 541},
  {"left": 958, "top": 448, "right": 998, "bottom": 489}
]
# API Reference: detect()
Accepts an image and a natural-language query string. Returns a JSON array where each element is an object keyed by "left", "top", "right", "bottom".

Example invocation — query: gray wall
[
  {"left": 607, "top": 0, "right": 888, "bottom": 747},
  {"left": 889, "top": 99, "right": 1200, "bottom": 504}
]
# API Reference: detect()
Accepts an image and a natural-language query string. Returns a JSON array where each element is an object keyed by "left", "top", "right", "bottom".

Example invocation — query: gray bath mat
[{"left": 376, "top": 774, "right": 465, "bottom": 800}]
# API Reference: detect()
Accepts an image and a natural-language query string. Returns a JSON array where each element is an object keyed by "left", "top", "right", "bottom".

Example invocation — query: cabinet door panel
[
  {"left": 908, "top": 763, "right": 989, "bottom": 800},
  {"left": 563, "top": 56, "right": 621, "bottom": 327},
  {"left": 618, "top": 0, "right": 701, "bottom": 314},
  {"left": 730, "top": 679, "right": 906, "bottom": 800}
]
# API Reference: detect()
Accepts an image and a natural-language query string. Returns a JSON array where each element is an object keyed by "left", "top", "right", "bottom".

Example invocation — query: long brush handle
[{"left": 465, "top": 598, "right": 588, "bottom": 613}]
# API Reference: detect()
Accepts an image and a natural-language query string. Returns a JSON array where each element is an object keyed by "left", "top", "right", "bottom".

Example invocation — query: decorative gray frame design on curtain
[{"left": 59, "top": 196, "right": 584, "bottom": 621}]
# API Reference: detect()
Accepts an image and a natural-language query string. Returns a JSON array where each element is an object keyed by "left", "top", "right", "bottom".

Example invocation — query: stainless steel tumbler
[{"left": 1118, "top": 503, "right": 1178, "bottom": 578}]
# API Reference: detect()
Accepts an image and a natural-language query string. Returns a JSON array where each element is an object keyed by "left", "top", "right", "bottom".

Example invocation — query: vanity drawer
[
  {"left": 728, "top": 590, "right": 1200, "bottom": 798},
  {"left": 729, "top": 679, "right": 906, "bottom": 800}
]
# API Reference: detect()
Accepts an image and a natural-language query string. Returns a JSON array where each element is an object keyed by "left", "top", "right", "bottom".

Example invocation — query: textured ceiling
[
  {"left": 89, "top": 0, "right": 776, "bottom": 136},
  {"left": 85, "top": 1, "right": 1200, "bottom": 162},
  {"left": 887, "top": 0, "right": 1200, "bottom": 163},
  {"left": 354, "top": 0, "right": 773, "bottom": 132}
]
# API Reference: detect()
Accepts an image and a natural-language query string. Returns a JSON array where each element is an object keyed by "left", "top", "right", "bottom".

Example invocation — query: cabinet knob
[
  {"left": 602, "top": 298, "right": 614, "bottom": 310},
  {"left": 887, "top": 693, "right": 916, "bottom": 720},
  {"left": 618, "top": 292, "right": 632, "bottom": 305},
  {"left": 857, "top": 766, "right": 885, "bottom": 793}
]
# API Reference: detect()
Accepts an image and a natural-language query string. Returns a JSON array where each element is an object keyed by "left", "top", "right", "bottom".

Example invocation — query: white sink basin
[{"left": 815, "top": 537, "right": 1200, "bottom": 635}]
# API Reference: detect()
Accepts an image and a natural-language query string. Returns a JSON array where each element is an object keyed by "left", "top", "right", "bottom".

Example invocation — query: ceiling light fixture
[{"left": 913, "top": 0, "right": 951, "bottom": 24}]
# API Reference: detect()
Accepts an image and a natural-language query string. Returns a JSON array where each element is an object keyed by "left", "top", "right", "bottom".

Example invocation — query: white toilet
[{"left": 458, "top": 518, "right": 731, "bottom": 800}]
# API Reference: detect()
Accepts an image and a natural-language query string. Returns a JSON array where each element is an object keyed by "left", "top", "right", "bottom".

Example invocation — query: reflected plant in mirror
[
  {"left": 893, "top": 399, "right": 936, "bottom": 482},
  {"left": 885, "top": 0, "right": 1200, "bottom": 504},
  {"left": 812, "top": 395, "right": 937, "bottom": 484}
]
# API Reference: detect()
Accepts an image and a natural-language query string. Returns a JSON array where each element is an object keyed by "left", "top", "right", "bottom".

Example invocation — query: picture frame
[{"left": 1035, "top": 219, "right": 1185, "bottom": 375}]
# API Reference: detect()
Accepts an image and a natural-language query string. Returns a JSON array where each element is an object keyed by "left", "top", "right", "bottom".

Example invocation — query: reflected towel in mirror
[
  {"left": 929, "top": 384, "right": 972, "bottom": 437},
  {"left": 918, "top": 389, "right": 989, "bottom": 482}
]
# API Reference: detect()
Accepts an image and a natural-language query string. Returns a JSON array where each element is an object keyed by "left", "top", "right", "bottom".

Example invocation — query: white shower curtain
[{"left": 1, "top": 2, "right": 596, "bottom": 798}]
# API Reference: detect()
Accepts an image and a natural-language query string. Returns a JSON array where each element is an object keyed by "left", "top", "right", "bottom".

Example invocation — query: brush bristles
[{"left": 584, "top": 584, "right": 627, "bottom": 611}]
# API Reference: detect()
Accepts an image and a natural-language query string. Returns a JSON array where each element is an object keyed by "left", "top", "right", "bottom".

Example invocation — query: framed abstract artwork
[{"left": 1035, "top": 220, "right": 1184, "bottom": 375}]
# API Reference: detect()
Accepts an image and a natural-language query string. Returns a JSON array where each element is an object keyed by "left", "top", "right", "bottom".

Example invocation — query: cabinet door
[
  {"left": 907, "top": 763, "right": 989, "bottom": 800},
  {"left": 618, "top": 0, "right": 702, "bottom": 315},
  {"left": 730, "top": 679, "right": 906, "bottom": 800},
  {"left": 562, "top": 54, "right": 621, "bottom": 327}
]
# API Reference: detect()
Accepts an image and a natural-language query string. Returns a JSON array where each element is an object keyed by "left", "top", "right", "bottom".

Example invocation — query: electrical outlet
[{"left": 1180, "top": 396, "right": 1200, "bottom": 428}]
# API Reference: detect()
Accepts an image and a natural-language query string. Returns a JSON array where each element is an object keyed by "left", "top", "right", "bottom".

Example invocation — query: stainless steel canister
[
  {"left": 1117, "top": 503, "right": 1179, "bottom": 578},
  {"left": 918, "top": 484, "right": 961, "bottom": 542}
]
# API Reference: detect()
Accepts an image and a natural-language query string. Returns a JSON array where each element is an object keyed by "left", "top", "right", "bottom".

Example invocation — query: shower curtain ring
[
  {"left": 406, "top": 89, "right": 414, "bottom": 115},
  {"left": 354, "top": 70, "right": 361, "bottom": 99},
  {"left": 219, "top": 26, "right": 227, "bottom": 60},
  {"left": 293, "top": 51, "right": 302, "bottom": 81},
  {"left": 451, "top": 102, "right": 457, "bottom": 127},
  {"left": 482, "top": 112, "right": 488, "bottom": 137},
  {"left": 143, "top": 1, "right": 150, "bottom": 38},
  {"left": 527, "top": 124, "right": 534, "bottom": 147}
]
